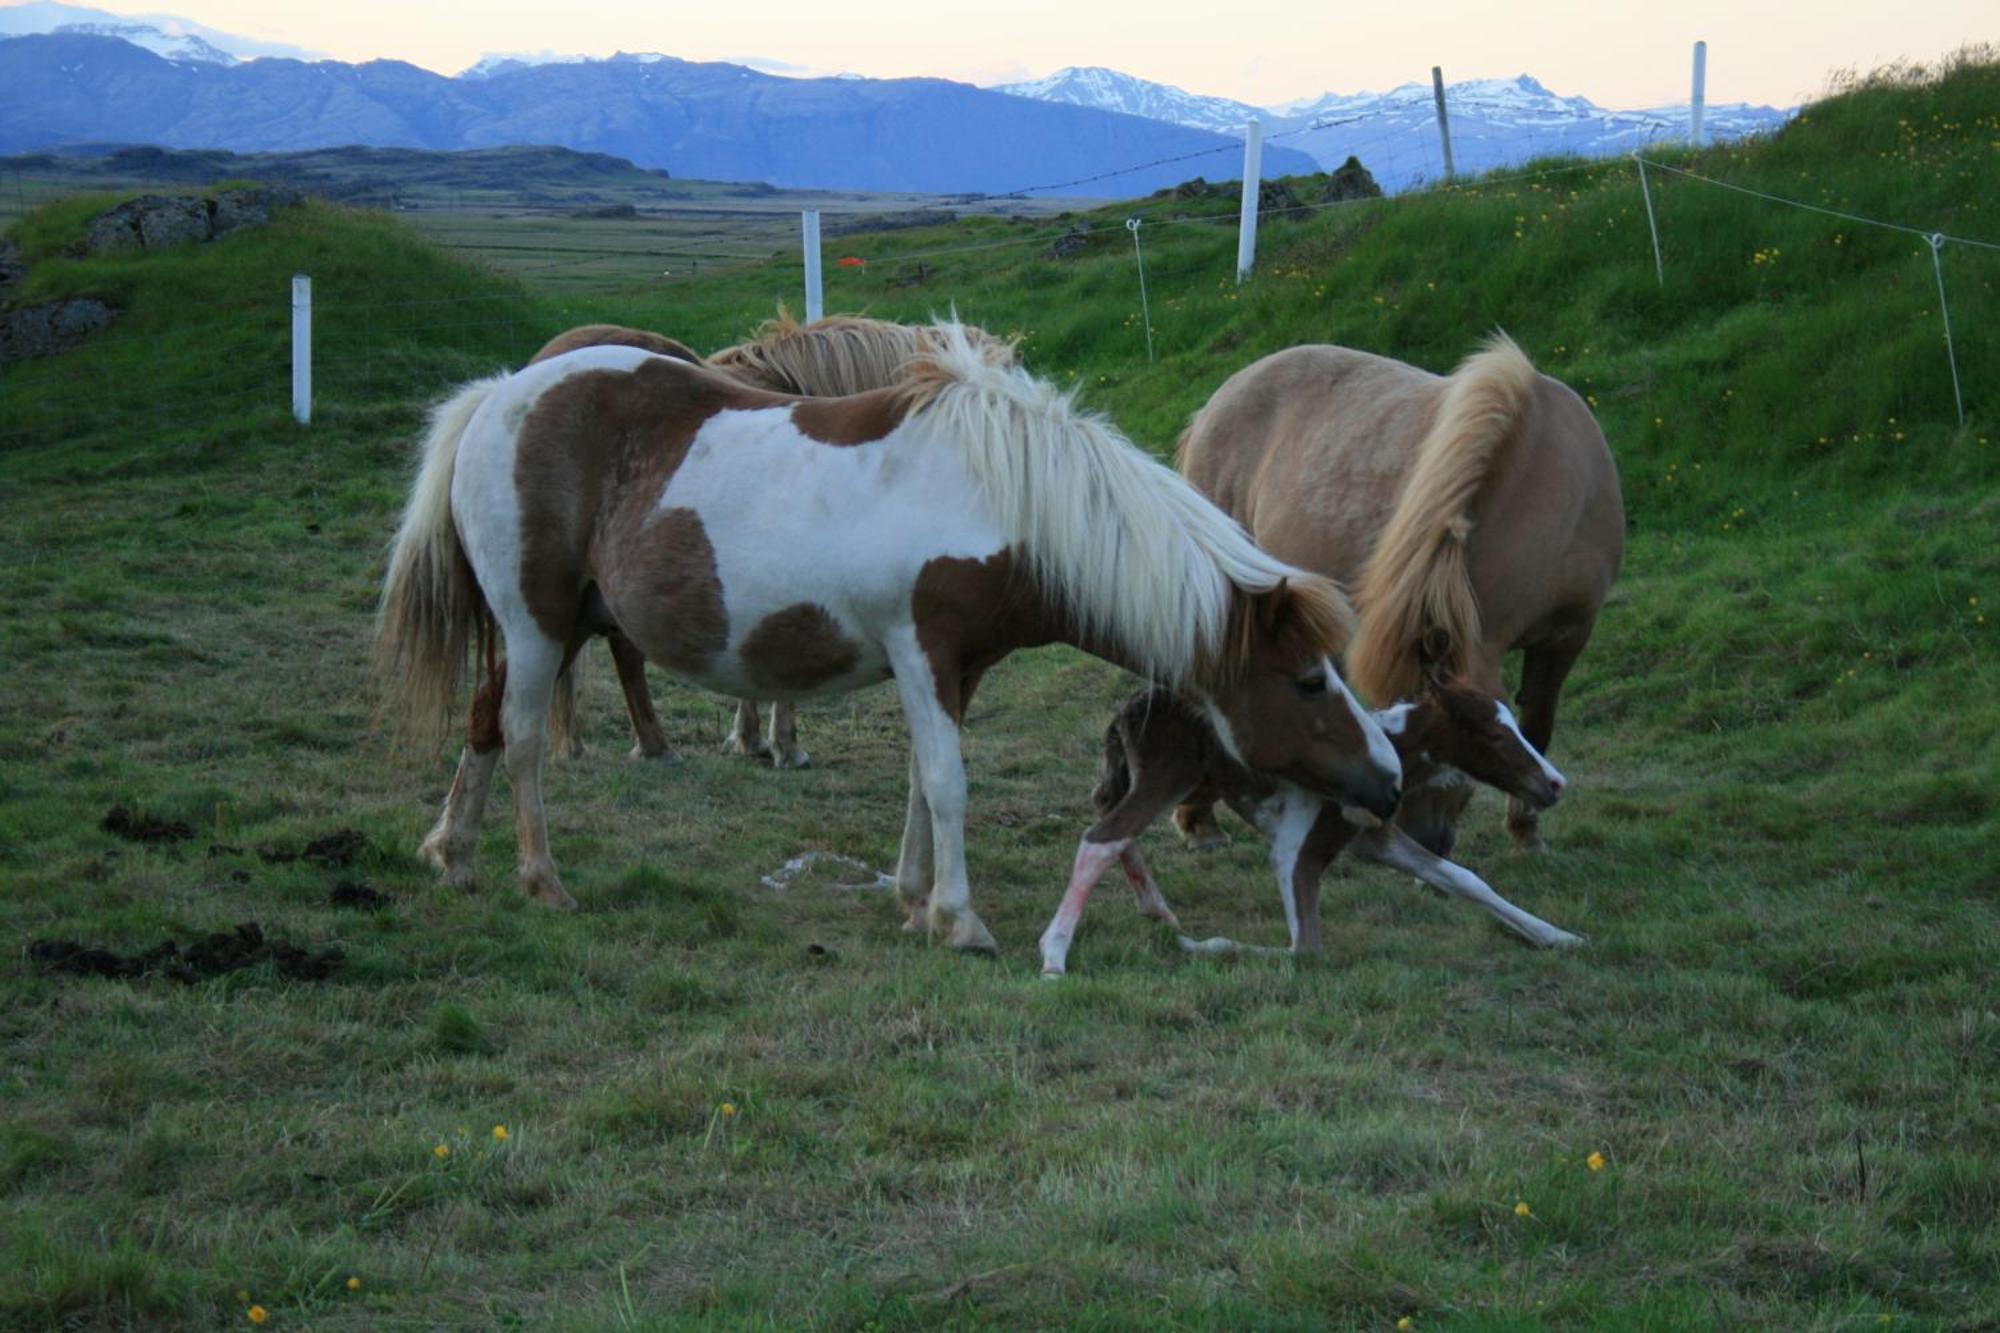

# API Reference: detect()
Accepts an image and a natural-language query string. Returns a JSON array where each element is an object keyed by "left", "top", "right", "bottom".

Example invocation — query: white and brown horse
[
  {"left": 526, "top": 315, "right": 1019, "bottom": 770},
  {"left": 1039, "top": 680, "right": 1580, "bottom": 976},
  {"left": 1176, "top": 336, "right": 1623, "bottom": 857},
  {"left": 376, "top": 323, "right": 1402, "bottom": 951}
]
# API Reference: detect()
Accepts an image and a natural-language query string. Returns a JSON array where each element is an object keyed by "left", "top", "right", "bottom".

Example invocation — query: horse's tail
[
  {"left": 1092, "top": 716, "right": 1135, "bottom": 819},
  {"left": 1349, "top": 334, "right": 1539, "bottom": 704},
  {"left": 373, "top": 374, "right": 506, "bottom": 749}
]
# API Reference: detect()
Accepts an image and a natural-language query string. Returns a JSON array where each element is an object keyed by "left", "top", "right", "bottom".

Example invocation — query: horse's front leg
[
  {"left": 892, "top": 751, "right": 932, "bottom": 933},
  {"left": 1356, "top": 826, "right": 1582, "bottom": 948},
  {"left": 886, "top": 629, "right": 996, "bottom": 954}
]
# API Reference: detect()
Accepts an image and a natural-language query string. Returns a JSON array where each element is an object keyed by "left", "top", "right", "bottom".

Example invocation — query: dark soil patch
[
  {"left": 330, "top": 881, "right": 390, "bottom": 911},
  {"left": 257, "top": 828, "right": 368, "bottom": 868},
  {"left": 101, "top": 806, "right": 192, "bottom": 844},
  {"left": 29, "top": 923, "right": 343, "bottom": 983}
]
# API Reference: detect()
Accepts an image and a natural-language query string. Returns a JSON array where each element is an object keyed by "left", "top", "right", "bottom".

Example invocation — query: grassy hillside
[{"left": 0, "top": 52, "right": 1995, "bottom": 1332}]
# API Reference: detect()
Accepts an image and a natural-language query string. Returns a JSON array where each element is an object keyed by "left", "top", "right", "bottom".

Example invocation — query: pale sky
[{"left": 34, "top": 0, "right": 1999, "bottom": 108}]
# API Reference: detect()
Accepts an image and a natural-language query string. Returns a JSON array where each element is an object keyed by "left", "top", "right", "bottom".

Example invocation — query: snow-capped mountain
[
  {"left": 460, "top": 50, "right": 674, "bottom": 79},
  {"left": 47, "top": 19, "right": 232, "bottom": 64},
  {"left": 0, "top": 1, "right": 316, "bottom": 61},
  {"left": 998, "top": 68, "right": 1792, "bottom": 191},
  {"left": 994, "top": 66, "right": 1263, "bottom": 134}
]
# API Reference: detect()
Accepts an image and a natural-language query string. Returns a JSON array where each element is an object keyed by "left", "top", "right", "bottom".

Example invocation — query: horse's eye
[{"left": 1294, "top": 674, "right": 1329, "bottom": 697}]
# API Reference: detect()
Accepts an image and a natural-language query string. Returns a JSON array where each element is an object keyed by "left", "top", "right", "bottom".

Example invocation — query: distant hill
[
  {"left": 998, "top": 66, "right": 1792, "bottom": 189},
  {"left": 0, "top": 33, "right": 1319, "bottom": 196}
]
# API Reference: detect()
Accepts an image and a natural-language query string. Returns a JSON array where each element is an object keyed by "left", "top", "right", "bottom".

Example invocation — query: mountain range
[
  {"left": 998, "top": 66, "right": 1793, "bottom": 191},
  {"left": 0, "top": 3, "right": 1792, "bottom": 197}
]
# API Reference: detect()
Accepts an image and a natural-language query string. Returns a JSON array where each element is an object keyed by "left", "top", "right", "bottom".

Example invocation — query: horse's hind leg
[
  {"left": 499, "top": 628, "right": 577, "bottom": 909},
  {"left": 724, "top": 698, "right": 770, "bottom": 759},
  {"left": 1171, "top": 799, "right": 1229, "bottom": 851},
  {"left": 608, "top": 632, "right": 676, "bottom": 762},
  {"left": 1507, "top": 627, "right": 1590, "bottom": 852},
  {"left": 420, "top": 662, "right": 507, "bottom": 891},
  {"left": 767, "top": 703, "right": 810, "bottom": 770}
]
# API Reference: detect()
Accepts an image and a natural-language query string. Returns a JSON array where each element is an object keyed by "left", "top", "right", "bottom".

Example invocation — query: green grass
[{"left": 1, "top": 52, "right": 1997, "bottom": 1331}]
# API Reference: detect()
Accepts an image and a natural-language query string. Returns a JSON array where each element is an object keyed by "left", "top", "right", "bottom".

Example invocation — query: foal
[{"left": 1039, "top": 680, "right": 1582, "bottom": 976}]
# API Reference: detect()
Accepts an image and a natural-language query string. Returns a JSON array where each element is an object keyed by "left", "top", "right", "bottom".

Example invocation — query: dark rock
[
  {"left": 1042, "top": 226, "right": 1090, "bottom": 261},
  {"left": 1170, "top": 177, "right": 1216, "bottom": 200},
  {"left": 0, "top": 298, "right": 119, "bottom": 363},
  {"left": 210, "top": 186, "right": 303, "bottom": 238},
  {"left": 1321, "top": 155, "right": 1383, "bottom": 203},
  {"left": 136, "top": 195, "right": 212, "bottom": 249},
  {"left": 1258, "top": 180, "right": 1302, "bottom": 216}
]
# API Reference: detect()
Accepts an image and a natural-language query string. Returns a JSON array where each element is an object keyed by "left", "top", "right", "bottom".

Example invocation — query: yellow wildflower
[
  {"left": 346, "top": 1277, "right": 361, "bottom": 1292},
  {"left": 1514, "top": 1201, "right": 1532, "bottom": 1218},
  {"left": 1587, "top": 1152, "right": 1606, "bottom": 1172},
  {"left": 433, "top": 1144, "right": 450, "bottom": 1161},
  {"left": 248, "top": 1307, "right": 269, "bottom": 1326},
  {"left": 1398, "top": 1319, "right": 1415, "bottom": 1330},
  {"left": 722, "top": 1103, "right": 738, "bottom": 1119},
  {"left": 493, "top": 1125, "right": 509, "bottom": 1142}
]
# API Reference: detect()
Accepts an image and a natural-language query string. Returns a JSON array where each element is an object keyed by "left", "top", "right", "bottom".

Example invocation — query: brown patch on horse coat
[
  {"left": 512, "top": 357, "right": 774, "bottom": 645},
  {"left": 789, "top": 388, "right": 913, "bottom": 446},
  {"left": 739, "top": 603, "right": 863, "bottom": 692},
  {"left": 612, "top": 509, "right": 731, "bottom": 674},
  {"left": 910, "top": 550, "right": 1067, "bottom": 718},
  {"left": 527, "top": 324, "right": 704, "bottom": 367},
  {"left": 467, "top": 662, "right": 507, "bottom": 753}
]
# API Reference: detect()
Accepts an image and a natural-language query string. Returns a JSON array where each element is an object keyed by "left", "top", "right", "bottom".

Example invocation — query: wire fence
[{"left": 3, "top": 90, "right": 1992, "bottom": 451}]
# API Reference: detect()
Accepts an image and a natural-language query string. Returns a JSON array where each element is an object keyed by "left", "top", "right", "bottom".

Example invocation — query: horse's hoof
[
  {"left": 938, "top": 911, "right": 999, "bottom": 955},
  {"left": 1541, "top": 929, "right": 1586, "bottom": 949},
  {"left": 1040, "top": 966, "right": 1066, "bottom": 980},
  {"left": 771, "top": 748, "right": 812, "bottom": 771},
  {"left": 522, "top": 867, "right": 577, "bottom": 910},
  {"left": 629, "top": 743, "right": 681, "bottom": 763},
  {"left": 723, "top": 736, "right": 771, "bottom": 760}
]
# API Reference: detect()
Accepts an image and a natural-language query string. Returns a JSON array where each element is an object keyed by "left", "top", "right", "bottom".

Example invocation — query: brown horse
[
  {"left": 1039, "top": 679, "right": 1580, "bottom": 976},
  {"left": 376, "top": 323, "right": 1402, "bottom": 951},
  {"left": 1175, "top": 335, "right": 1623, "bottom": 856},
  {"left": 526, "top": 314, "right": 1018, "bottom": 770}
]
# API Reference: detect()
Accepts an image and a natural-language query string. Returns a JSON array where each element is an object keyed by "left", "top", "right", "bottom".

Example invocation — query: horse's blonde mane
[
  {"left": 710, "top": 309, "right": 1017, "bottom": 397},
  {"left": 904, "top": 322, "right": 1351, "bottom": 688},
  {"left": 1349, "top": 333, "right": 1539, "bottom": 703}
]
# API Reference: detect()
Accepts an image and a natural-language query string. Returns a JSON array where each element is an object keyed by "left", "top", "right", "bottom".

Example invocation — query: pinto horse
[
  {"left": 1039, "top": 680, "right": 1581, "bottom": 976},
  {"left": 376, "top": 323, "right": 1402, "bottom": 950},
  {"left": 526, "top": 315, "right": 1019, "bottom": 770},
  {"left": 1175, "top": 335, "right": 1623, "bottom": 857}
]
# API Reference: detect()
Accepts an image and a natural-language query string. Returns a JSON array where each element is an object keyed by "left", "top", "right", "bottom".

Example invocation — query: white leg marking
[
  {"left": 1038, "top": 837, "right": 1129, "bottom": 977},
  {"left": 498, "top": 629, "right": 576, "bottom": 909},
  {"left": 421, "top": 746, "right": 499, "bottom": 890},
  {"left": 1266, "top": 785, "right": 1321, "bottom": 949},
  {"left": 1357, "top": 826, "right": 1583, "bottom": 948},
  {"left": 885, "top": 626, "right": 994, "bottom": 953},
  {"left": 893, "top": 751, "right": 933, "bottom": 931}
]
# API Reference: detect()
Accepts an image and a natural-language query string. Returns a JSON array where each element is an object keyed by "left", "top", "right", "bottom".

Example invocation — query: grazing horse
[
  {"left": 526, "top": 315, "right": 1019, "bottom": 771},
  {"left": 1039, "top": 681, "right": 1581, "bottom": 976},
  {"left": 376, "top": 323, "right": 1402, "bottom": 952},
  {"left": 1175, "top": 335, "right": 1623, "bottom": 856}
]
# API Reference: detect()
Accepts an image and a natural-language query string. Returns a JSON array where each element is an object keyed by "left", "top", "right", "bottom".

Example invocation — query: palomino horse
[
  {"left": 376, "top": 323, "right": 1403, "bottom": 951},
  {"left": 526, "top": 315, "right": 1020, "bottom": 770},
  {"left": 1175, "top": 335, "right": 1623, "bottom": 856},
  {"left": 1039, "top": 680, "right": 1581, "bottom": 976}
]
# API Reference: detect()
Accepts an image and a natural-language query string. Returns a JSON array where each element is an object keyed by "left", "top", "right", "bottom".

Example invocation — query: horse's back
[{"left": 1181, "top": 344, "right": 1445, "bottom": 582}]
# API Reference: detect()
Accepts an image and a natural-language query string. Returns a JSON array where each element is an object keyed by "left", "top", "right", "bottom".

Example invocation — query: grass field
[{"left": 1, "top": 52, "right": 1997, "bottom": 1331}]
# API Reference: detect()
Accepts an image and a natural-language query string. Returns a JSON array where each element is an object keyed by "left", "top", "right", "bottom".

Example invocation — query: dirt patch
[
  {"left": 28, "top": 923, "right": 343, "bottom": 983},
  {"left": 257, "top": 828, "right": 369, "bottom": 868},
  {"left": 330, "top": 881, "right": 391, "bottom": 911},
  {"left": 101, "top": 806, "right": 193, "bottom": 845}
]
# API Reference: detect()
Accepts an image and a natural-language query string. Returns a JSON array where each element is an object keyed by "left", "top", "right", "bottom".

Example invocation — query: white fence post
[
  {"left": 1235, "top": 119, "right": 1263, "bottom": 285},
  {"left": 802, "top": 210, "right": 823, "bottom": 322},
  {"left": 1431, "top": 66, "right": 1456, "bottom": 181},
  {"left": 1690, "top": 40, "right": 1707, "bottom": 147},
  {"left": 290, "top": 273, "right": 311, "bottom": 425}
]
